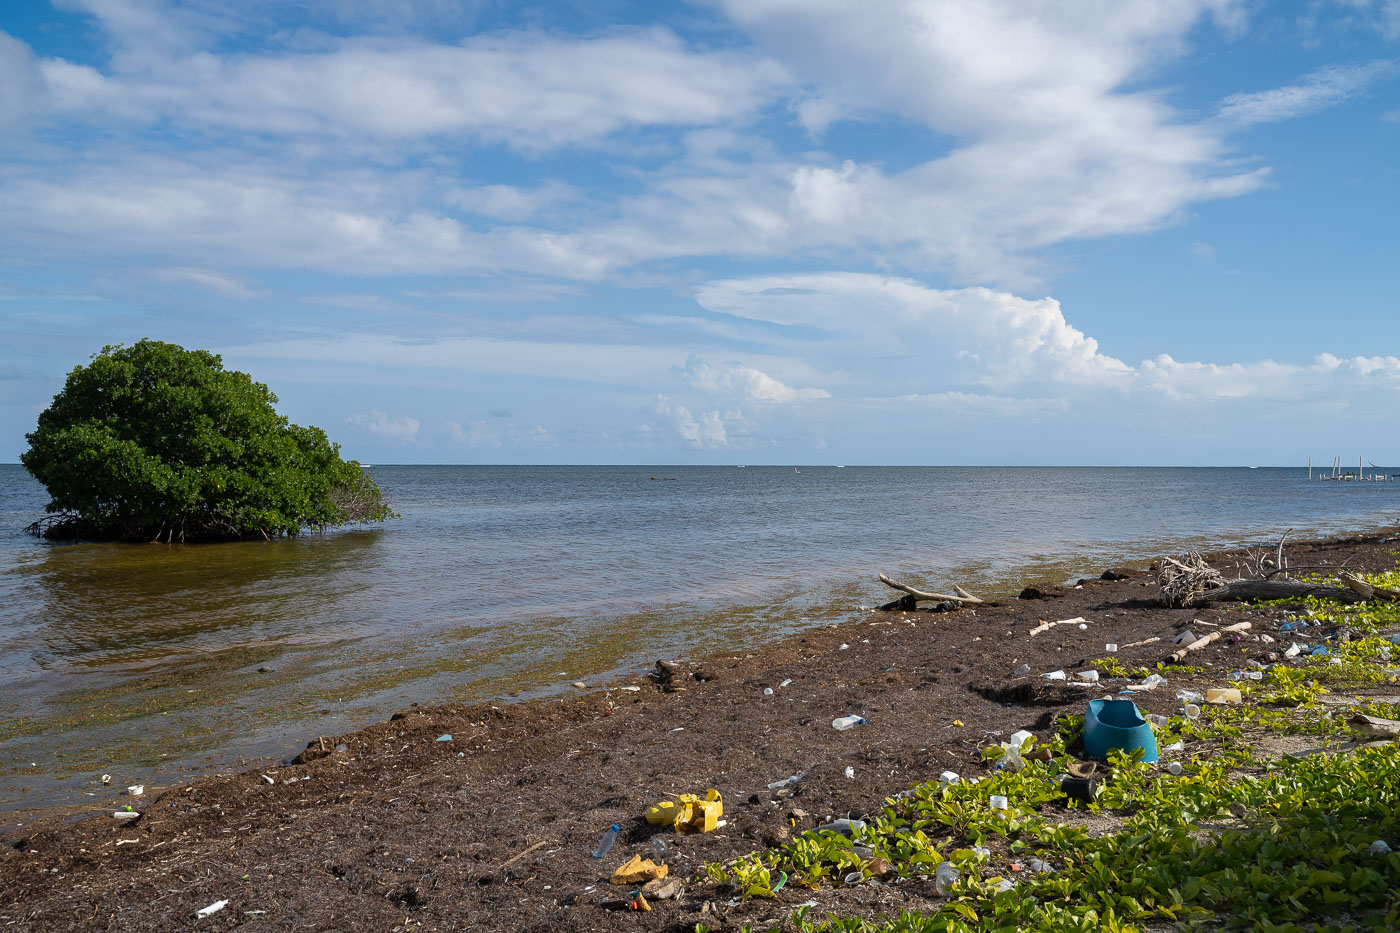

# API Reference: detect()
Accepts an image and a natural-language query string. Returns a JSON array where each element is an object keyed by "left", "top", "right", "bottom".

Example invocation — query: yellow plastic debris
[
  {"left": 610, "top": 854, "right": 669, "bottom": 886},
  {"left": 644, "top": 789, "right": 723, "bottom": 834},
  {"left": 645, "top": 799, "right": 681, "bottom": 826}
]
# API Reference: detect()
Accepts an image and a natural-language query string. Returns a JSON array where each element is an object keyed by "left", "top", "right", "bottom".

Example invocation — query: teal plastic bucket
[{"left": 1083, "top": 699, "right": 1159, "bottom": 763}]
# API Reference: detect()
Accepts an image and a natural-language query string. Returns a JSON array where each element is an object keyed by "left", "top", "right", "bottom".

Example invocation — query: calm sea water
[{"left": 1, "top": 463, "right": 1397, "bottom": 818}]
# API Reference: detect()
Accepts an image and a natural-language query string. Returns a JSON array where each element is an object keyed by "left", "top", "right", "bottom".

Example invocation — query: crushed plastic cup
[
  {"left": 127, "top": 785, "right": 144, "bottom": 796},
  {"left": 939, "top": 770, "right": 961, "bottom": 785},
  {"left": 195, "top": 900, "right": 228, "bottom": 919},
  {"left": 1166, "top": 762, "right": 1183, "bottom": 775},
  {"left": 1164, "top": 741, "right": 1185, "bottom": 753},
  {"left": 1013, "top": 664, "right": 1031, "bottom": 676},
  {"left": 1041, "top": 670, "right": 1067, "bottom": 681},
  {"left": 843, "top": 871, "right": 864, "bottom": 885},
  {"left": 1205, "top": 688, "right": 1242, "bottom": 705},
  {"left": 995, "top": 747, "right": 1025, "bottom": 773},
  {"left": 934, "top": 861, "right": 959, "bottom": 895},
  {"left": 1184, "top": 704, "right": 1201, "bottom": 720},
  {"left": 1284, "top": 643, "right": 1302, "bottom": 658},
  {"left": 1008, "top": 729, "right": 1035, "bottom": 748},
  {"left": 1076, "top": 670, "right": 1100, "bottom": 682},
  {"left": 1138, "top": 673, "right": 1167, "bottom": 689}
]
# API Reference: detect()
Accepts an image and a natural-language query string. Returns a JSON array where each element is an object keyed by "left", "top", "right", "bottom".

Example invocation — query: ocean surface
[{"left": 2, "top": 463, "right": 1398, "bottom": 819}]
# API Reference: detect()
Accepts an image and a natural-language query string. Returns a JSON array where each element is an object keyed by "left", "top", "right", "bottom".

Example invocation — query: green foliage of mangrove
[{"left": 22, "top": 340, "right": 394, "bottom": 541}]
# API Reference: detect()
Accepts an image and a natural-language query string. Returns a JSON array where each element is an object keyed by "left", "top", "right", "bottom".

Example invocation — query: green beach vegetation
[
  {"left": 21, "top": 339, "right": 394, "bottom": 542},
  {"left": 702, "top": 573, "right": 1400, "bottom": 932}
]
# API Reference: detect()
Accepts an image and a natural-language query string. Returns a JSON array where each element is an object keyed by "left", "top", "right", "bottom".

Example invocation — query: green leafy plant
[
  {"left": 22, "top": 340, "right": 395, "bottom": 541},
  {"left": 704, "top": 583, "right": 1400, "bottom": 931}
]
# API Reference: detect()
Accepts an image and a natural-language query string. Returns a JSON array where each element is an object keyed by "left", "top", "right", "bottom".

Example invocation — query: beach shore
[{"left": 3, "top": 528, "right": 1398, "bottom": 932}]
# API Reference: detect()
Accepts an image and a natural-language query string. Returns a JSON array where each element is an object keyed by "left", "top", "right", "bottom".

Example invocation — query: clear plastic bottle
[
  {"left": 934, "top": 861, "right": 959, "bottom": 895},
  {"left": 832, "top": 715, "right": 867, "bottom": 731},
  {"left": 816, "top": 818, "right": 866, "bottom": 837},
  {"left": 650, "top": 836, "right": 672, "bottom": 861},
  {"left": 591, "top": 824, "right": 619, "bottom": 859}
]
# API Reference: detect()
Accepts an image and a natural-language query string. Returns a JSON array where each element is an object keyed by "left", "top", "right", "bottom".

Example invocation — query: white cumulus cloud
[
  {"left": 694, "top": 271, "right": 1400, "bottom": 407},
  {"left": 347, "top": 409, "right": 420, "bottom": 442},
  {"left": 681, "top": 356, "right": 830, "bottom": 402},
  {"left": 645, "top": 395, "right": 745, "bottom": 449}
]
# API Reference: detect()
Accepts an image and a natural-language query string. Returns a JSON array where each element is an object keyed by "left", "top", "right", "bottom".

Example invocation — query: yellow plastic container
[{"left": 644, "top": 789, "right": 723, "bottom": 834}]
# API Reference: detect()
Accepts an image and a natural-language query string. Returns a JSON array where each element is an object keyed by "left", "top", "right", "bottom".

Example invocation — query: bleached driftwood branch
[
  {"left": 877, "top": 574, "right": 985, "bottom": 611},
  {"left": 1028, "top": 616, "right": 1086, "bottom": 637}
]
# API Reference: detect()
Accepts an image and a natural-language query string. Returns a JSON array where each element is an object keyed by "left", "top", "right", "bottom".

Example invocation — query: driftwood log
[
  {"left": 1350, "top": 713, "right": 1400, "bottom": 740},
  {"left": 1157, "top": 552, "right": 1400, "bottom": 608},
  {"left": 877, "top": 574, "right": 984, "bottom": 611},
  {"left": 1166, "top": 621, "right": 1252, "bottom": 663}
]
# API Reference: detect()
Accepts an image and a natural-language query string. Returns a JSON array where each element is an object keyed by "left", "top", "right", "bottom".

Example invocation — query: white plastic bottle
[{"left": 832, "top": 715, "right": 867, "bottom": 730}]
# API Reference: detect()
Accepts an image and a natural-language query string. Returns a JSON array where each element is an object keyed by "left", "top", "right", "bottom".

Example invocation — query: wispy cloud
[
  {"left": 149, "top": 266, "right": 260, "bottom": 297},
  {"left": 37, "top": 29, "right": 790, "bottom": 151},
  {"left": 1217, "top": 60, "right": 1398, "bottom": 126}
]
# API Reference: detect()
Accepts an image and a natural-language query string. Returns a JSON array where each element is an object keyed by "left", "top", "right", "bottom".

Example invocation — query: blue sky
[{"left": 1, "top": 0, "right": 1398, "bottom": 465}]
